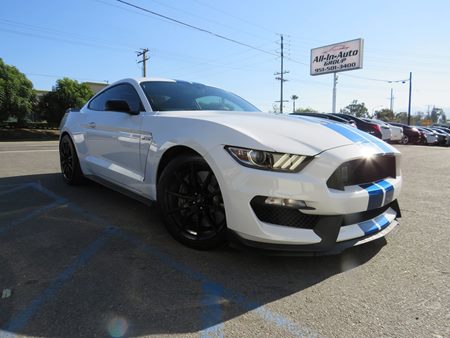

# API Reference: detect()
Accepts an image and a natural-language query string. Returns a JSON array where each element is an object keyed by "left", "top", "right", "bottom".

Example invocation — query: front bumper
[
  {"left": 228, "top": 200, "right": 400, "bottom": 255},
  {"left": 204, "top": 143, "right": 402, "bottom": 252}
]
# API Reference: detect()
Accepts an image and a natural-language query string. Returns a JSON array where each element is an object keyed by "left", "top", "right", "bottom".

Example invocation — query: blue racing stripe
[
  {"left": 358, "top": 220, "right": 379, "bottom": 236},
  {"left": 324, "top": 122, "right": 395, "bottom": 154},
  {"left": 323, "top": 123, "right": 369, "bottom": 143},
  {"left": 366, "top": 135, "right": 395, "bottom": 153},
  {"left": 376, "top": 180, "right": 395, "bottom": 205},
  {"left": 374, "top": 214, "right": 390, "bottom": 230},
  {"left": 360, "top": 183, "right": 384, "bottom": 210}
]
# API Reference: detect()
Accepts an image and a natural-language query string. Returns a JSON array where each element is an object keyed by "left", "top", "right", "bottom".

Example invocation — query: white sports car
[{"left": 59, "top": 78, "right": 402, "bottom": 254}]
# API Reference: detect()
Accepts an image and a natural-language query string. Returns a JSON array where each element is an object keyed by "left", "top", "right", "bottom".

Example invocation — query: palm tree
[{"left": 291, "top": 95, "right": 299, "bottom": 113}]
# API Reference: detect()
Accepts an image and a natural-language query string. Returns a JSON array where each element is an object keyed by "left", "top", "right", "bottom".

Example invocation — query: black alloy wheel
[
  {"left": 59, "top": 134, "right": 84, "bottom": 185},
  {"left": 158, "top": 155, "right": 227, "bottom": 249},
  {"left": 401, "top": 135, "right": 409, "bottom": 144}
]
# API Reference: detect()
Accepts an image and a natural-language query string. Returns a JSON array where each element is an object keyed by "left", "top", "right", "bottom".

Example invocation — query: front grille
[
  {"left": 327, "top": 155, "right": 396, "bottom": 190},
  {"left": 250, "top": 197, "right": 319, "bottom": 229}
]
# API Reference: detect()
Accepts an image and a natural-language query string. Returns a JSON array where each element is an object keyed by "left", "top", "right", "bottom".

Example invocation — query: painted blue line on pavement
[
  {"left": 0, "top": 183, "right": 34, "bottom": 197},
  {"left": 0, "top": 182, "right": 68, "bottom": 237},
  {"left": 2, "top": 226, "right": 118, "bottom": 333},
  {"left": 116, "top": 230, "right": 321, "bottom": 338},
  {"left": 0, "top": 200, "right": 65, "bottom": 238},
  {"left": 200, "top": 282, "right": 224, "bottom": 338},
  {"left": 0, "top": 182, "right": 321, "bottom": 338},
  {"left": 31, "top": 181, "right": 70, "bottom": 203},
  {"left": 220, "top": 286, "right": 322, "bottom": 337}
]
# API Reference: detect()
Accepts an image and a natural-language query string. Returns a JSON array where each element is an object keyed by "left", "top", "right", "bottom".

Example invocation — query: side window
[
  {"left": 196, "top": 96, "right": 240, "bottom": 111},
  {"left": 88, "top": 84, "right": 143, "bottom": 112}
]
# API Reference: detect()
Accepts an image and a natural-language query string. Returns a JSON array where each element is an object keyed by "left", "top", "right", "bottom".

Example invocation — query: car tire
[
  {"left": 157, "top": 154, "right": 227, "bottom": 250},
  {"left": 59, "top": 134, "right": 85, "bottom": 185},
  {"left": 401, "top": 135, "right": 409, "bottom": 144}
]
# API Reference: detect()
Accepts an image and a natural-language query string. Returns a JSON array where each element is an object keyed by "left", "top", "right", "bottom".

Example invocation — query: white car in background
[
  {"left": 362, "top": 118, "right": 392, "bottom": 142},
  {"left": 383, "top": 122, "right": 403, "bottom": 143},
  {"left": 417, "top": 127, "right": 438, "bottom": 145},
  {"left": 366, "top": 119, "right": 403, "bottom": 143},
  {"left": 59, "top": 78, "right": 402, "bottom": 254}
]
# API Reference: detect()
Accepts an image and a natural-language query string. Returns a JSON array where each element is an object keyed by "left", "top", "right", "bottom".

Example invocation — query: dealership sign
[{"left": 310, "top": 38, "right": 364, "bottom": 76}]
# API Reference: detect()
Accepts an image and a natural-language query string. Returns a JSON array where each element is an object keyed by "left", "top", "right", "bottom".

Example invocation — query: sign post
[{"left": 310, "top": 38, "right": 364, "bottom": 113}]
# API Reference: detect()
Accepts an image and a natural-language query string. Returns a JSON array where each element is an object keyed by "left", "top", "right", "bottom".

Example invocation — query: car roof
[
  {"left": 332, "top": 113, "right": 359, "bottom": 121},
  {"left": 291, "top": 112, "right": 350, "bottom": 123}
]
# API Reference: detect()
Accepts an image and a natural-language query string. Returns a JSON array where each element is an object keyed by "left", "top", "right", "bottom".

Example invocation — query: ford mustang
[{"left": 59, "top": 78, "right": 402, "bottom": 254}]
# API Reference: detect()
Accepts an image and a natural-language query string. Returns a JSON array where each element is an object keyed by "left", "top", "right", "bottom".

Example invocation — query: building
[{"left": 83, "top": 81, "right": 108, "bottom": 94}]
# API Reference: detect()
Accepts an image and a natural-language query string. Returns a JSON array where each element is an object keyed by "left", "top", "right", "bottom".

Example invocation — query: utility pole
[
  {"left": 275, "top": 35, "right": 289, "bottom": 114},
  {"left": 332, "top": 73, "right": 338, "bottom": 113},
  {"left": 291, "top": 95, "right": 299, "bottom": 113},
  {"left": 389, "top": 88, "right": 394, "bottom": 111},
  {"left": 136, "top": 48, "right": 149, "bottom": 77},
  {"left": 407, "top": 72, "right": 412, "bottom": 125}
]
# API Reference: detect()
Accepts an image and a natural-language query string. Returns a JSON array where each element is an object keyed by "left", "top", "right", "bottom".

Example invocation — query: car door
[{"left": 83, "top": 83, "right": 146, "bottom": 190}]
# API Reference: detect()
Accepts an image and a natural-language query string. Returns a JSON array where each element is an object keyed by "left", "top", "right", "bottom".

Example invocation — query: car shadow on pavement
[{"left": 0, "top": 173, "right": 386, "bottom": 337}]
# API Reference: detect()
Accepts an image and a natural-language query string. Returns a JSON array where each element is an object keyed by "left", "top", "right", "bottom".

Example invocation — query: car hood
[{"left": 155, "top": 110, "right": 397, "bottom": 156}]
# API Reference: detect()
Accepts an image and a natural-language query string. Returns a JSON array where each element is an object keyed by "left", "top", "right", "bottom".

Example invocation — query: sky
[{"left": 1, "top": 0, "right": 449, "bottom": 115}]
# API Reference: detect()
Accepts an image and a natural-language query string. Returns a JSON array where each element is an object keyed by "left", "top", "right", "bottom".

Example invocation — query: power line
[
  {"left": 25, "top": 72, "right": 109, "bottom": 84},
  {"left": 190, "top": 0, "right": 277, "bottom": 35},
  {"left": 0, "top": 18, "right": 135, "bottom": 50},
  {"left": 0, "top": 19, "right": 278, "bottom": 78},
  {"left": 142, "top": 0, "right": 275, "bottom": 44},
  {"left": 0, "top": 27, "right": 132, "bottom": 53},
  {"left": 340, "top": 73, "right": 409, "bottom": 83},
  {"left": 115, "top": 0, "right": 278, "bottom": 57}
]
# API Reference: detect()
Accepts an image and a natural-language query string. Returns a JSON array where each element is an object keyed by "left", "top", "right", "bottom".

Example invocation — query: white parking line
[{"left": 0, "top": 150, "right": 58, "bottom": 154}]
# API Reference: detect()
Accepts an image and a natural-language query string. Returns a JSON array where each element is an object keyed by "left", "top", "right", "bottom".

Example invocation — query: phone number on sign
[{"left": 314, "top": 62, "right": 357, "bottom": 73}]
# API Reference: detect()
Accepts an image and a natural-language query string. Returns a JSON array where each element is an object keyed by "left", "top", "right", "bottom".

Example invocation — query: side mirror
[{"left": 105, "top": 100, "right": 139, "bottom": 115}]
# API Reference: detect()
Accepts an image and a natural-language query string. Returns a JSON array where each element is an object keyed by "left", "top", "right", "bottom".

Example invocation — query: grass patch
[{"left": 0, "top": 128, "right": 60, "bottom": 141}]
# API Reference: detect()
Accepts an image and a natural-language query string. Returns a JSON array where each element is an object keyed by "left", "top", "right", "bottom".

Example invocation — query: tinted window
[
  {"left": 140, "top": 81, "right": 260, "bottom": 112},
  {"left": 88, "top": 83, "right": 143, "bottom": 112}
]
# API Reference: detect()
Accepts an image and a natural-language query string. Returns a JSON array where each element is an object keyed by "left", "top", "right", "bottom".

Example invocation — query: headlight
[{"left": 225, "top": 146, "right": 313, "bottom": 172}]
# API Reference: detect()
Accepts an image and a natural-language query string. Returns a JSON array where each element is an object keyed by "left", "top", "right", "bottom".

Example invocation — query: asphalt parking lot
[{"left": 0, "top": 141, "right": 448, "bottom": 338}]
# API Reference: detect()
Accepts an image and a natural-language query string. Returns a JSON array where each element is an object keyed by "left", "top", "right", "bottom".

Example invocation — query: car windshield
[{"left": 140, "top": 81, "right": 260, "bottom": 112}]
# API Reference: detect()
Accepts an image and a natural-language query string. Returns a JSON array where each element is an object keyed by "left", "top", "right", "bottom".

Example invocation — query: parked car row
[
  {"left": 291, "top": 113, "right": 403, "bottom": 144},
  {"left": 417, "top": 126, "right": 450, "bottom": 146},
  {"left": 389, "top": 123, "right": 450, "bottom": 146},
  {"left": 290, "top": 112, "right": 449, "bottom": 147}
]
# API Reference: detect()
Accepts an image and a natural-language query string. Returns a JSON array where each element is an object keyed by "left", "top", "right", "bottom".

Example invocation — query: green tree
[
  {"left": 39, "top": 78, "right": 93, "bottom": 126},
  {"left": 0, "top": 58, "right": 35, "bottom": 124},
  {"left": 375, "top": 108, "right": 394, "bottom": 121},
  {"left": 340, "top": 100, "right": 368, "bottom": 118},
  {"left": 294, "top": 107, "right": 318, "bottom": 114},
  {"left": 430, "top": 107, "right": 444, "bottom": 123},
  {"left": 394, "top": 112, "right": 408, "bottom": 124}
]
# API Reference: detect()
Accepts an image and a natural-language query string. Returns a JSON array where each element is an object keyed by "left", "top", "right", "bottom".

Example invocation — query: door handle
[{"left": 88, "top": 122, "right": 96, "bottom": 129}]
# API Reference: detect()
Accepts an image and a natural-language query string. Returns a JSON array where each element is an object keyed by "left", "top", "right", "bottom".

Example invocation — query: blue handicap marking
[{"left": 200, "top": 282, "right": 224, "bottom": 338}]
